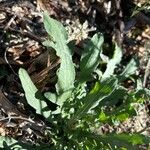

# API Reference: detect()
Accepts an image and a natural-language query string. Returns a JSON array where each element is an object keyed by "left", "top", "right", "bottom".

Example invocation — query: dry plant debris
[{"left": 0, "top": 0, "right": 150, "bottom": 148}]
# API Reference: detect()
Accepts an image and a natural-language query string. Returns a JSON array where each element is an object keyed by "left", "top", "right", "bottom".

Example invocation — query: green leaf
[
  {"left": 97, "top": 86, "right": 127, "bottom": 107},
  {"left": 145, "top": 88, "right": 150, "bottom": 96},
  {"left": 43, "top": 12, "right": 75, "bottom": 101},
  {"left": 0, "top": 136, "right": 22, "bottom": 149},
  {"left": 44, "top": 92, "right": 57, "bottom": 104},
  {"left": 98, "top": 102, "right": 135, "bottom": 123},
  {"left": 119, "top": 58, "right": 138, "bottom": 81},
  {"left": 101, "top": 92, "right": 137, "bottom": 123},
  {"left": 78, "top": 131, "right": 138, "bottom": 149},
  {"left": 134, "top": 88, "right": 150, "bottom": 101},
  {"left": 79, "top": 33, "right": 104, "bottom": 82},
  {"left": 106, "top": 133, "right": 150, "bottom": 145},
  {"left": 19, "top": 68, "right": 50, "bottom": 118},
  {"left": 0, "top": 136, "right": 37, "bottom": 149},
  {"left": 80, "top": 132, "right": 150, "bottom": 149},
  {"left": 74, "top": 77, "right": 118, "bottom": 119},
  {"left": 102, "top": 43, "right": 122, "bottom": 79},
  {"left": 43, "top": 13, "right": 67, "bottom": 41},
  {"left": 114, "top": 113, "right": 130, "bottom": 121},
  {"left": 99, "top": 111, "right": 109, "bottom": 122}
]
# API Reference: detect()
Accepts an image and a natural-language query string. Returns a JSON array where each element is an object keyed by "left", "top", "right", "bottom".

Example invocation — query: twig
[
  {"left": 32, "top": 58, "right": 60, "bottom": 84},
  {"left": 0, "top": 6, "right": 40, "bottom": 27},
  {"left": 0, "top": 115, "right": 46, "bottom": 133},
  {"left": 8, "top": 27, "right": 44, "bottom": 43},
  {"left": 0, "top": 14, "right": 19, "bottom": 76},
  {"left": 0, "top": 7, "right": 44, "bottom": 43},
  {"left": 0, "top": 116, "right": 35, "bottom": 123},
  {"left": 0, "top": 14, "right": 16, "bottom": 42},
  {"left": 114, "top": 0, "right": 125, "bottom": 47},
  {"left": 4, "top": 15, "right": 16, "bottom": 30},
  {"left": 143, "top": 59, "right": 150, "bottom": 87},
  {"left": 4, "top": 47, "right": 18, "bottom": 76}
]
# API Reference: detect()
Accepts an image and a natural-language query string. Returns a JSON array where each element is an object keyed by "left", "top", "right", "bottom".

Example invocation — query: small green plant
[{"left": 0, "top": 12, "right": 150, "bottom": 149}]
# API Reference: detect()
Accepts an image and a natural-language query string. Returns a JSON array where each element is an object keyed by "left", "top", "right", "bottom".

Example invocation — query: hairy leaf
[
  {"left": 43, "top": 12, "right": 75, "bottom": 101},
  {"left": 19, "top": 68, "right": 50, "bottom": 118}
]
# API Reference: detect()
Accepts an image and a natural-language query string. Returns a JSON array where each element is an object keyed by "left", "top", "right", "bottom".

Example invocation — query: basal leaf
[
  {"left": 83, "top": 132, "right": 150, "bottom": 149},
  {"left": 43, "top": 12, "right": 67, "bottom": 41},
  {"left": 106, "top": 133, "right": 150, "bottom": 145},
  {"left": 79, "top": 131, "right": 141, "bottom": 150},
  {"left": 44, "top": 92, "right": 57, "bottom": 104},
  {"left": 79, "top": 33, "right": 104, "bottom": 82},
  {"left": 0, "top": 136, "right": 22, "bottom": 149},
  {"left": 0, "top": 136, "right": 38, "bottom": 149},
  {"left": 119, "top": 58, "right": 138, "bottom": 81},
  {"left": 43, "top": 12, "right": 75, "bottom": 102},
  {"left": 19, "top": 68, "right": 50, "bottom": 118},
  {"left": 74, "top": 77, "right": 118, "bottom": 119},
  {"left": 102, "top": 43, "right": 122, "bottom": 80},
  {"left": 134, "top": 88, "right": 150, "bottom": 101},
  {"left": 97, "top": 86, "right": 127, "bottom": 107}
]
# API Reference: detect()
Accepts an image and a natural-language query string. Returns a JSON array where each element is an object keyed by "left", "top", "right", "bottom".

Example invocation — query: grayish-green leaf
[
  {"left": 79, "top": 131, "right": 150, "bottom": 150},
  {"left": 74, "top": 77, "right": 118, "bottom": 119},
  {"left": 19, "top": 68, "right": 50, "bottom": 118},
  {"left": 43, "top": 12, "right": 75, "bottom": 100},
  {"left": 0, "top": 136, "right": 49, "bottom": 149},
  {"left": 44, "top": 92, "right": 61, "bottom": 114},
  {"left": 0, "top": 136, "right": 23, "bottom": 149},
  {"left": 44, "top": 92, "right": 57, "bottom": 104},
  {"left": 103, "top": 133, "right": 150, "bottom": 147},
  {"left": 119, "top": 58, "right": 138, "bottom": 81},
  {"left": 97, "top": 86, "right": 127, "bottom": 107},
  {"left": 102, "top": 43, "right": 122, "bottom": 80},
  {"left": 136, "top": 79, "right": 143, "bottom": 90},
  {"left": 79, "top": 33, "right": 104, "bottom": 82}
]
